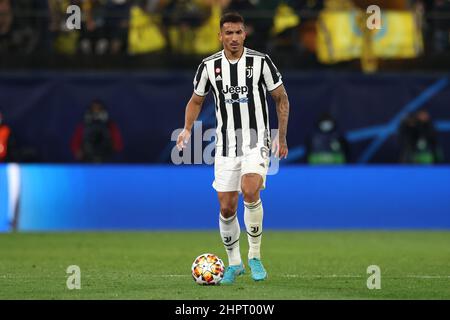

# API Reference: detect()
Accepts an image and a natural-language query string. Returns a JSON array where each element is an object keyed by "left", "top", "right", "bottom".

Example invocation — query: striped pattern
[
  {"left": 219, "top": 212, "right": 237, "bottom": 224},
  {"left": 247, "top": 231, "right": 262, "bottom": 238},
  {"left": 223, "top": 238, "right": 240, "bottom": 249},
  {"left": 193, "top": 47, "right": 283, "bottom": 157},
  {"left": 244, "top": 199, "right": 262, "bottom": 210}
]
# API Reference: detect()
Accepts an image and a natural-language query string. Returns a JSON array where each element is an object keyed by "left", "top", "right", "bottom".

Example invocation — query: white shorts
[{"left": 212, "top": 145, "right": 270, "bottom": 193}]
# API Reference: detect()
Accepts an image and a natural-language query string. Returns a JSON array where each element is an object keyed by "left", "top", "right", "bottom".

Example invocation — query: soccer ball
[{"left": 191, "top": 253, "right": 225, "bottom": 285}]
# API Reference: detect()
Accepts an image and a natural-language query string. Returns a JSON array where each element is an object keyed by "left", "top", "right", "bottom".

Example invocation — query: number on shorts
[{"left": 260, "top": 146, "right": 269, "bottom": 160}]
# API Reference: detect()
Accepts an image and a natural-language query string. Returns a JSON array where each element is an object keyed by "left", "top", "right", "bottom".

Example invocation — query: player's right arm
[
  {"left": 177, "top": 61, "right": 210, "bottom": 151},
  {"left": 176, "top": 93, "right": 205, "bottom": 151}
]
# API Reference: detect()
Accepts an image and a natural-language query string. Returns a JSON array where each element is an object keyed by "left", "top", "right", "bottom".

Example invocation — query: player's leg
[
  {"left": 213, "top": 156, "right": 245, "bottom": 284},
  {"left": 217, "top": 192, "right": 245, "bottom": 285},
  {"left": 217, "top": 191, "right": 242, "bottom": 266},
  {"left": 241, "top": 174, "right": 267, "bottom": 281},
  {"left": 240, "top": 146, "right": 269, "bottom": 281}
]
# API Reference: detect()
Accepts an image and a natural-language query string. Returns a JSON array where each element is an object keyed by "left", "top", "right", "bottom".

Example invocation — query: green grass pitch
[{"left": 0, "top": 231, "right": 449, "bottom": 299}]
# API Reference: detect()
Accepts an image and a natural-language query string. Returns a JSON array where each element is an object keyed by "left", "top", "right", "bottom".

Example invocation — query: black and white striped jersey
[{"left": 193, "top": 47, "right": 283, "bottom": 157}]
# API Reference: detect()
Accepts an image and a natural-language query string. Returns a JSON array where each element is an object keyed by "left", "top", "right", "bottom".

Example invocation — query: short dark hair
[{"left": 220, "top": 12, "right": 245, "bottom": 28}]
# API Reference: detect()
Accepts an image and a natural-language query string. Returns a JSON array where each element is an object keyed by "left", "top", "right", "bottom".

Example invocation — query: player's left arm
[{"left": 270, "top": 84, "right": 290, "bottom": 159}]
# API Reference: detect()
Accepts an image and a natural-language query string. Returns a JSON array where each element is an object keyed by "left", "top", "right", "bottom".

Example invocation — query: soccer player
[{"left": 177, "top": 12, "right": 290, "bottom": 284}]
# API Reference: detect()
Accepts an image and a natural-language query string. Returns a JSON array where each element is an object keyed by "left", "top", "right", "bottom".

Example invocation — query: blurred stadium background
[
  {"left": 0, "top": 0, "right": 449, "bottom": 300},
  {"left": 1, "top": 0, "right": 449, "bottom": 231}
]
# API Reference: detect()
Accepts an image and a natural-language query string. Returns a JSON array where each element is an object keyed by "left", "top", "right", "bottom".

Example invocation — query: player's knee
[
  {"left": 241, "top": 185, "right": 260, "bottom": 203},
  {"left": 220, "top": 206, "right": 237, "bottom": 218}
]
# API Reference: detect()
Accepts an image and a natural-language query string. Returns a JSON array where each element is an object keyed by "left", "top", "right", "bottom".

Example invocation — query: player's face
[{"left": 219, "top": 22, "right": 246, "bottom": 55}]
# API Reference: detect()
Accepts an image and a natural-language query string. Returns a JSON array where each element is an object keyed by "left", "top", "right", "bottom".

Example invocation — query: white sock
[
  {"left": 219, "top": 212, "right": 242, "bottom": 266},
  {"left": 244, "top": 199, "right": 263, "bottom": 260}
]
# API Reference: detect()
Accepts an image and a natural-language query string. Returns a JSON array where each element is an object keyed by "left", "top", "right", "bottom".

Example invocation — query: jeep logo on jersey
[{"left": 222, "top": 85, "right": 248, "bottom": 95}]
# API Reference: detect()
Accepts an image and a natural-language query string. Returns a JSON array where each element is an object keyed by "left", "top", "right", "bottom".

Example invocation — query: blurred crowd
[
  {"left": 304, "top": 110, "right": 444, "bottom": 165},
  {"left": 0, "top": 0, "right": 449, "bottom": 58},
  {"left": 0, "top": 102, "right": 124, "bottom": 164}
]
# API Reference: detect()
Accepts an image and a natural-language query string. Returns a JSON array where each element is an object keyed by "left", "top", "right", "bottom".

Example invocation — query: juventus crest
[{"left": 246, "top": 66, "right": 253, "bottom": 78}]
